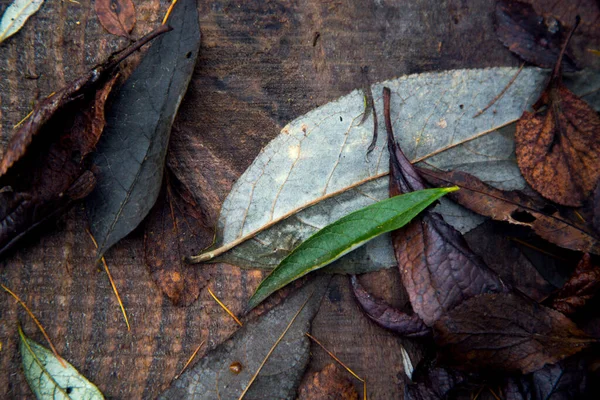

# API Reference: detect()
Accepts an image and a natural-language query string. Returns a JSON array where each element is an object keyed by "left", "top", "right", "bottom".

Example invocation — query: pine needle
[
  {"left": 162, "top": 0, "right": 179, "bottom": 25},
  {"left": 238, "top": 294, "right": 312, "bottom": 400},
  {"left": 1, "top": 284, "right": 66, "bottom": 368},
  {"left": 13, "top": 110, "right": 33, "bottom": 129},
  {"left": 86, "top": 229, "right": 130, "bottom": 331},
  {"left": 174, "top": 340, "right": 205, "bottom": 380},
  {"left": 208, "top": 287, "right": 243, "bottom": 327},
  {"left": 305, "top": 332, "right": 367, "bottom": 400}
]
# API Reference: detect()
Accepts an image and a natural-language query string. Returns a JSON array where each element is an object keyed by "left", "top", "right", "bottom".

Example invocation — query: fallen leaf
[
  {"left": 384, "top": 87, "right": 507, "bottom": 327},
  {"left": 95, "top": 0, "right": 136, "bottom": 38},
  {"left": 246, "top": 187, "right": 456, "bottom": 311},
  {"left": 144, "top": 169, "right": 212, "bottom": 306},
  {"left": 529, "top": 357, "right": 588, "bottom": 399},
  {"left": 404, "top": 364, "right": 466, "bottom": 400},
  {"left": 418, "top": 167, "right": 600, "bottom": 255},
  {"left": 0, "top": 0, "right": 44, "bottom": 44},
  {"left": 19, "top": 326, "right": 104, "bottom": 399},
  {"left": 86, "top": 0, "right": 201, "bottom": 257},
  {"left": 190, "top": 67, "right": 553, "bottom": 272},
  {"left": 297, "top": 363, "right": 359, "bottom": 400},
  {"left": 495, "top": 0, "right": 577, "bottom": 70},
  {"left": 350, "top": 275, "right": 429, "bottom": 337},
  {"left": 434, "top": 292, "right": 593, "bottom": 374},
  {"left": 157, "top": 276, "right": 329, "bottom": 400},
  {"left": 547, "top": 253, "right": 600, "bottom": 315},
  {"left": 515, "top": 18, "right": 600, "bottom": 206},
  {"left": 0, "top": 26, "right": 170, "bottom": 257}
]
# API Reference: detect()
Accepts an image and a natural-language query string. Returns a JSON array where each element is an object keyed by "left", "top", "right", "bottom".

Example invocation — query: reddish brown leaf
[
  {"left": 95, "top": 0, "right": 136, "bottom": 38},
  {"left": 383, "top": 87, "right": 506, "bottom": 327},
  {"left": 515, "top": 18, "right": 600, "bottom": 207},
  {"left": 297, "top": 363, "right": 359, "bottom": 400},
  {"left": 144, "top": 169, "right": 212, "bottom": 306},
  {"left": 433, "top": 292, "right": 593, "bottom": 374},
  {"left": 0, "top": 26, "right": 170, "bottom": 257},
  {"left": 418, "top": 167, "right": 600, "bottom": 255},
  {"left": 350, "top": 276, "right": 430, "bottom": 337},
  {"left": 548, "top": 254, "right": 600, "bottom": 315},
  {"left": 495, "top": 0, "right": 577, "bottom": 70}
]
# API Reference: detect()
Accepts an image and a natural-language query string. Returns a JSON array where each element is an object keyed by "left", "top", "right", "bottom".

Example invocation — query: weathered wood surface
[{"left": 0, "top": 0, "right": 516, "bottom": 398}]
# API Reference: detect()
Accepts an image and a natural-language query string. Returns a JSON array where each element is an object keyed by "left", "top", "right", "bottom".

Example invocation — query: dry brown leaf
[
  {"left": 297, "top": 364, "right": 359, "bottom": 400},
  {"left": 548, "top": 253, "right": 600, "bottom": 315},
  {"left": 95, "top": 0, "right": 136, "bottom": 38}
]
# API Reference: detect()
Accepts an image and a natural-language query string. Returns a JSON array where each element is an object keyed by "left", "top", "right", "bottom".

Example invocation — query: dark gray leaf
[
  {"left": 86, "top": 0, "right": 201, "bottom": 256},
  {"left": 158, "top": 276, "right": 329, "bottom": 400}
]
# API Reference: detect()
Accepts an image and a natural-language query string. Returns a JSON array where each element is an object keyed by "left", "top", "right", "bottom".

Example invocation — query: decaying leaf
[
  {"left": 157, "top": 277, "right": 329, "bottom": 400},
  {"left": 515, "top": 18, "right": 600, "bottom": 207},
  {"left": 351, "top": 275, "right": 430, "bottom": 337},
  {"left": 297, "top": 363, "right": 359, "bottom": 400},
  {"left": 0, "top": 0, "right": 44, "bottom": 44},
  {"left": 434, "top": 292, "right": 593, "bottom": 374},
  {"left": 418, "top": 167, "right": 600, "bottom": 255},
  {"left": 529, "top": 357, "right": 588, "bottom": 400},
  {"left": 495, "top": 0, "right": 577, "bottom": 70},
  {"left": 95, "top": 0, "right": 136, "bottom": 38},
  {"left": 548, "top": 253, "right": 600, "bottom": 315},
  {"left": 0, "top": 26, "right": 170, "bottom": 257},
  {"left": 19, "top": 326, "right": 104, "bottom": 399},
  {"left": 144, "top": 169, "right": 212, "bottom": 306},
  {"left": 246, "top": 187, "right": 455, "bottom": 311},
  {"left": 190, "top": 67, "right": 555, "bottom": 273},
  {"left": 383, "top": 87, "right": 506, "bottom": 327},
  {"left": 87, "top": 0, "right": 201, "bottom": 257},
  {"left": 404, "top": 365, "right": 466, "bottom": 400}
]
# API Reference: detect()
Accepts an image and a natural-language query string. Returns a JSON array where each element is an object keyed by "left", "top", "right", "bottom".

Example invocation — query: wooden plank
[{"left": 0, "top": 0, "right": 516, "bottom": 398}]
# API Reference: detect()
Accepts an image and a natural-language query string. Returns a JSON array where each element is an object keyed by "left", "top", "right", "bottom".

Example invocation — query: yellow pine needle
[
  {"left": 13, "top": 92, "right": 56, "bottom": 129},
  {"left": 86, "top": 229, "right": 130, "bottom": 331},
  {"left": 162, "top": 0, "right": 179, "bottom": 25},
  {"left": 1, "top": 284, "right": 66, "bottom": 368},
  {"left": 238, "top": 294, "right": 313, "bottom": 400},
  {"left": 305, "top": 332, "right": 367, "bottom": 400},
  {"left": 207, "top": 287, "right": 243, "bottom": 326},
  {"left": 174, "top": 340, "right": 205, "bottom": 380},
  {"left": 588, "top": 48, "right": 600, "bottom": 56},
  {"left": 574, "top": 210, "right": 586, "bottom": 223}
]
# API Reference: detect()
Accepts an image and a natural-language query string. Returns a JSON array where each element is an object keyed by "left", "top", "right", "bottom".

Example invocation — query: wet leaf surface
[
  {"left": 384, "top": 87, "right": 506, "bottom": 327},
  {"left": 19, "top": 326, "right": 104, "bottom": 399},
  {"left": 0, "top": 0, "right": 44, "bottom": 44},
  {"left": 86, "top": 0, "right": 201, "bottom": 257},
  {"left": 515, "top": 19, "right": 600, "bottom": 207},
  {"left": 547, "top": 253, "right": 600, "bottom": 315},
  {"left": 297, "top": 363, "right": 359, "bottom": 400},
  {"left": 143, "top": 168, "right": 212, "bottom": 306},
  {"left": 95, "top": 0, "right": 136, "bottom": 38},
  {"left": 434, "top": 292, "right": 593, "bottom": 374},
  {"left": 247, "top": 187, "right": 454, "bottom": 310},
  {"left": 495, "top": 0, "right": 577, "bottom": 70},
  {"left": 419, "top": 167, "right": 600, "bottom": 255},
  {"left": 158, "top": 276, "right": 329, "bottom": 400}
]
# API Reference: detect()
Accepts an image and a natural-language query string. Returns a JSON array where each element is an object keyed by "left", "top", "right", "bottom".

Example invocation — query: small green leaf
[
  {"left": 19, "top": 326, "right": 104, "bottom": 400},
  {"left": 247, "top": 187, "right": 458, "bottom": 310}
]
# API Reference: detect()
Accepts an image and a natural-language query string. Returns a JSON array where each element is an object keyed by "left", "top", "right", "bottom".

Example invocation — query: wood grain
[{"left": 0, "top": 0, "right": 516, "bottom": 398}]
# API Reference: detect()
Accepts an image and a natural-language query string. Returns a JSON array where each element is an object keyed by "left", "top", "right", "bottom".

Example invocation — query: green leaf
[
  {"left": 19, "top": 326, "right": 104, "bottom": 400},
  {"left": 247, "top": 187, "right": 457, "bottom": 310}
]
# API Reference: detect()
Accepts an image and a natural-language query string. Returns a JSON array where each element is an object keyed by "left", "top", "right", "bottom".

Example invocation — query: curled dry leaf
[
  {"left": 143, "top": 168, "right": 212, "bottom": 306},
  {"left": 548, "top": 253, "right": 600, "bottom": 315},
  {"left": 350, "top": 276, "right": 429, "bottom": 337},
  {"left": 95, "top": 0, "right": 136, "bottom": 38},
  {"left": 297, "top": 363, "right": 359, "bottom": 400},
  {"left": 0, "top": 26, "right": 170, "bottom": 257},
  {"left": 19, "top": 326, "right": 104, "bottom": 399},
  {"left": 87, "top": 0, "right": 201, "bottom": 257},
  {"left": 433, "top": 292, "right": 593, "bottom": 374},
  {"left": 515, "top": 18, "right": 600, "bottom": 207},
  {"left": 158, "top": 277, "right": 329, "bottom": 400},
  {"left": 383, "top": 87, "right": 506, "bottom": 327},
  {"left": 418, "top": 167, "right": 600, "bottom": 255},
  {"left": 0, "top": 0, "right": 44, "bottom": 44},
  {"left": 495, "top": 0, "right": 577, "bottom": 70}
]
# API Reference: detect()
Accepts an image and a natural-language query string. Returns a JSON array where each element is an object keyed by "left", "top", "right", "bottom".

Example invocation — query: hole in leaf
[
  {"left": 510, "top": 210, "right": 536, "bottom": 223},
  {"left": 186, "top": 52, "right": 192, "bottom": 59},
  {"left": 66, "top": 387, "right": 73, "bottom": 394},
  {"left": 540, "top": 204, "right": 557, "bottom": 215}
]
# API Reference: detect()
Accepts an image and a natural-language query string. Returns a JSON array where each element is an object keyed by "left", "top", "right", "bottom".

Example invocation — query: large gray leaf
[
  {"left": 158, "top": 276, "right": 329, "bottom": 400},
  {"left": 86, "top": 0, "right": 200, "bottom": 256},
  {"left": 190, "top": 68, "right": 598, "bottom": 273}
]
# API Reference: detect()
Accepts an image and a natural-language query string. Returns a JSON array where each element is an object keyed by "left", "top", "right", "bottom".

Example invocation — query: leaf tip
[{"left": 443, "top": 186, "right": 460, "bottom": 194}]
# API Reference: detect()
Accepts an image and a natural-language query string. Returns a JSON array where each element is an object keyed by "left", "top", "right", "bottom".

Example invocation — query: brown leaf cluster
[{"left": 297, "top": 364, "right": 358, "bottom": 400}]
